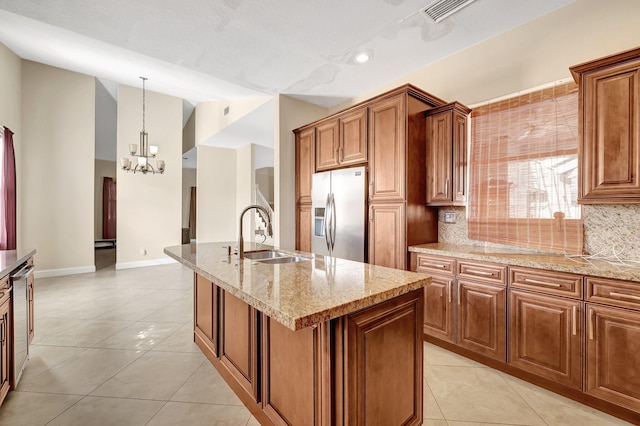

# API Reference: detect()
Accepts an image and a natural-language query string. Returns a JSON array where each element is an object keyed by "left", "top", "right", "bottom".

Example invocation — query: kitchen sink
[
  {"left": 258, "top": 256, "right": 310, "bottom": 264},
  {"left": 243, "top": 250, "right": 288, "bottom": 260}
]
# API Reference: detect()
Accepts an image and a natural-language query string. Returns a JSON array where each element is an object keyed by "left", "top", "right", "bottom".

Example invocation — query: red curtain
[
  {"left": 102, "top": 177, "right": 116, "bottom": 239},
  {"left": 0, "top": 127, "right": 16, "bottom": 250}
]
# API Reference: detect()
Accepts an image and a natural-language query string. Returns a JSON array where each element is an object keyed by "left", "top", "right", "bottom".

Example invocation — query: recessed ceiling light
[{"left": 355, "top": 53, "right": 370, "bottom": 64}]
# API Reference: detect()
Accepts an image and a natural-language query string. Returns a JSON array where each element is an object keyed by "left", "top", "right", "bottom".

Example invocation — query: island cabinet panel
[
  {"left": 586, "top": 303, "right": 640, "bottom": 412},
  {"left": 194, "top": 274, "right": 218, "bottom": 357},
  {"left": 220, "top": 290, "right": 260, "bottom": 403},
  {"left": 344, "top": 289, "right": 423, "bottom": 426},
  {"left": 508, "top": 290, "right": 582, "bottom": 390},
  {"left": 368, "top": 94, "right": 406, "bottom": 202},
  {"left": 0, "top": 289, "right": 9, "bottom": 407},
  {"left": 456, "top": 279, "right": 506, "bottom": 361},
  {"left": 262, "top": 316, "right": 327, "bottom": 426}
]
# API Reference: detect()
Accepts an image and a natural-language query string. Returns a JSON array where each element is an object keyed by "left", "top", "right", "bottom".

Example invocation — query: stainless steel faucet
[{"left": 238, "top": 204, "right": 273, "bottom": 262}]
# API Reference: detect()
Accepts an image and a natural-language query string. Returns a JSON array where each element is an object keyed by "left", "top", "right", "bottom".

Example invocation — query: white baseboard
[
  {"left": 35, "top": 265, "right": 96, "bottom": 279},
  {"left": 115, "top": 257, "right": 177, "bottom": 270}
]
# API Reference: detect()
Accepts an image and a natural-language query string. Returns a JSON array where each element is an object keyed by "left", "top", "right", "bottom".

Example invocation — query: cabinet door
[
  {"left": 220, "top": 290, "right": 260, "bottom": 403},
  {"left": 420, "top": 274, "right": 455, "bottom": 343},
  {"left": 580, "top": 60, "right": 640, "bottom": 202},
  {"left": 345, "top": 289, "right": 423, "bottom": 425},
  {"left": 452, "top": 109, "right": 468, "bottom": 204},
  {"left": 369, "top": 203, "right": 405, "bottom": 269},
  {"left": 194, "top": 274, "right": 218, "bottom": 356},
  {"left": 369, "top": 94, "right": 406, "bottom": 202},
  {"left": 586, "top": 304, "right": 640, "bottom": 411},
  {"left": 509, "top": 290, "right": 582, "bottom": 389},
  {"left": 426, "top": 110, "right": 452, "bottom": 204},
  {"left": 339, "top": 107, "right": 368, "bottom": 167},
  {"left": 296, "top": 128, "right": 315, "bottom": 204},
  {"left": 296, "top": 204, "right": 312, "bottom": 252},
  {"left": 457, "top": 279, "right": 506, "bottom": 361},
  {"left": 0, "top": 297, "right": 9, "bottom": 406},
  {"left": 315, "top": 119, "right": 340, "bottom": 171}
]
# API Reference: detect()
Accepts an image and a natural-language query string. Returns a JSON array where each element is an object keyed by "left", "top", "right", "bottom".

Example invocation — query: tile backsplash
[{"left": 437, "top": 204, "right": 640, "bottom": 261}]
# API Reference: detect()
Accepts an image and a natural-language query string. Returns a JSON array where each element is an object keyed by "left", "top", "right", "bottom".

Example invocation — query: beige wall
[
  {"left": 274, "top": 95, "right": 328, "bottom": 249},
  {"left": 237, "top": 144, "right": 256, "bottom": 243},
  {"left": 182, "top": 109, "right": 195, "bottom": 154},
  {"left": 256, "top": 167, "right": 274, "bottom": 203},
  {"left": 195, "top": 97, "right": 270, "bottom": 145},
  {"left": 94, "top": 160, "right": 117, "bottom": 240},
  {"left": 21, "top": 61, "right": 95, "bottom": 272},
  {"left": 182, "top": 168, "right": 196, "bottom": 229},
  {"left": 116, "top": 84, "right": 182, "bottom": 267},
  {"left": 0, "top": 44, "right": 22, "bottom": 249},
  {"left": 196, "top": 145, "right": 237, "bottom": 243}
]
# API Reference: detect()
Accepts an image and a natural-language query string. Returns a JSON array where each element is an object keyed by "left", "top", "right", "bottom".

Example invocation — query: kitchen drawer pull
[
  {"left": 447, "top": 280, "right": 452, "bottom": 304},
  {"left": 572, "top": 305, "right": 577, "bottom": 336},
  {"left": 457, "top": 282, "right": 461, "bottom": 306},
  {"left": 429, "top": 263, "right": 448, "bottom": 269},
  {"left": 445, "top": 179, "right": 449, "bottom": 198},
  {"left": 588, "top": 309, "right": 594, "bottom": 340},
  {"left": 522, "top": 278, "right": 562, "bottom": 288},
  {"left": 609, "top": 291, "right": 640, "bottom": 301},
  {"left": 465, "top": 269, "right": 494, "bottom": 277}
]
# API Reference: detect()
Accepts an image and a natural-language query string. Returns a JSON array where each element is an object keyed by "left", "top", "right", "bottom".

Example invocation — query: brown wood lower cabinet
[
  {"left": 194, "top": 273, "right": 218, "bottom": 357},
  {"left": 422, "top": 274, "right": 455, "bottom": 343},
  {"left": 508, "top": 289, "right": 582, "bottom": 389},
  {"left": 586, "top": 303, "right": 640, "bottom": 412},
  {"left": 0, "top": 289, "right": 9, "bottom": 406},
  {"left": 220, "top": 290, "right": 260, "bottom": 403},
  {"left": 457, "top": 279, "right": 506, "bottom": 361},
  {"left": 193, "top": 273, "right": 424, "bottom": 425}
]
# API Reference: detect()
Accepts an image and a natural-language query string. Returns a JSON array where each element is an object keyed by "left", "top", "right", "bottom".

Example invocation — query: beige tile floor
[{"left": 0, "top": 263, "right": 632, "bottom": 425}]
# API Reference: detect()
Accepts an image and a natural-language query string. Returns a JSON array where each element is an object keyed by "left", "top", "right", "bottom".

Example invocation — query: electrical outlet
[
  {"left": 139, "top": 248, "right": 147, "bottom": 255},
  {"left": 443, "top": 211, "right": 457, "bottom": 223}
]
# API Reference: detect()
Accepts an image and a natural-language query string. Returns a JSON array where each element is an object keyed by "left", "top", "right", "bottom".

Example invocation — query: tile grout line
[{"left": 497, "top": 371, "right": 550, "bottom": 426}]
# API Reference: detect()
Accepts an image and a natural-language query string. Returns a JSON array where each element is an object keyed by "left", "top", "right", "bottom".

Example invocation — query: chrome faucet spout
[{"left": 238, "top": 204, "right": 273, "bottom": 262}]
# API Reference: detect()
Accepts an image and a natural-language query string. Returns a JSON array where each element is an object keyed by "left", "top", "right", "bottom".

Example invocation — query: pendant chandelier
[{"left": 120, "top": 77, "right": 165, "bottom": 174}]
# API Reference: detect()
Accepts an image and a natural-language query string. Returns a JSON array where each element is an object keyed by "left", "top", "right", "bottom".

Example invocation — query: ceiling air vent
[{"left": 422, "top": 0, "right": 477, "bottom": 23}]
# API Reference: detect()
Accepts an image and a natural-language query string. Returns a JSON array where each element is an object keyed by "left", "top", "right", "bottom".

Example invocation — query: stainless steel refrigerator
[{"left": 311, "top": 166, "right": 366, "bottom": 261}]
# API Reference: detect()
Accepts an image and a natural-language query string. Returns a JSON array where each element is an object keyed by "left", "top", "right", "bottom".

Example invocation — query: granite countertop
[
  {"left": 0, "top": 248, "right": 36, "bottom": 278},
  {"left": 410, "top": 243, "right": 640, "bottom": 283},
  {"left": 164, "top": 242, "right": 430, "bottom": 331}
]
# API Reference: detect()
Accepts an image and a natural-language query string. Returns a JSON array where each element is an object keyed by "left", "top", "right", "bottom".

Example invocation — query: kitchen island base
[{"left": 194, "top": 273, "right": 424, "bottom": 426}]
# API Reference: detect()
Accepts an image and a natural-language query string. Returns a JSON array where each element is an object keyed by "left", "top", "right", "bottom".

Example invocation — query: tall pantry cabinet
[{"left": 294, "top": 85, "right": 444, "bottom": 269}]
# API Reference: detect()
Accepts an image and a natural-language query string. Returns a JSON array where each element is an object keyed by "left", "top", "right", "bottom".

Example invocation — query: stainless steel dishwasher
[{"left": 10, "top": 263, "right": 34, "bottom": 385}]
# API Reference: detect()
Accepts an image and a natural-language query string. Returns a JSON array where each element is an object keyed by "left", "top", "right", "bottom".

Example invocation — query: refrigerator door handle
[
  {"left": 324, "top": 194, "right": 331, "bottom": 251},
  {"left": 330, "top": 193, "right": 337, "bottom": 251}
]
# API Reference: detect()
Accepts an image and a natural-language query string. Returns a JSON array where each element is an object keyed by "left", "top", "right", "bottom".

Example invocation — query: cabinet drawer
[
  {"left": 509, "top": 267, "right": 582, "bottom": 299},
  {"left": 0, "top": 275, "right": 7, "bottom": 290},
  {"left": 457, "top": 260, "right": 506, "bottom": 286},
  {"left": 586, "top": 276, "right": 640, "bottom": 311},
  {"left": 415, "top": 254, "right": 455, "bottom": 276},
  {"left": 0, "top": 287, "right": 9, "bottom": 305}
]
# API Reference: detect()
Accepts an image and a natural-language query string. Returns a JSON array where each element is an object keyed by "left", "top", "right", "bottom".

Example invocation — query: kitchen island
[{"left": 164, "top": 242, "right": 430, "bottom": 426}]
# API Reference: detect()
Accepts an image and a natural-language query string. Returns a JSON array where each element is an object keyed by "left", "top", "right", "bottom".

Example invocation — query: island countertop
[{"left": 164, "top": 242, "right": 430, "bottom": 331}]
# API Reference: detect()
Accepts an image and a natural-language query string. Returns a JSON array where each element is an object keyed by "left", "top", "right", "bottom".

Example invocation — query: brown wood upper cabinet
[
  {"left": 570, "top": 47, "right": 640, "bottom": 203},
  {"left": 425, "top": 102, "right": 471, "bottom": 206},
  {"left": 295, "top": 127, "right": 315, "bottom": 205},
  {"left": 315, "top": 107, "right": 367, "bottom": 171}
]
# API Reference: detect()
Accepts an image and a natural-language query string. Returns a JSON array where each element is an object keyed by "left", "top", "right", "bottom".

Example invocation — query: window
[{"left": 468, "top": 82, "right": 583, "bottom": 254}]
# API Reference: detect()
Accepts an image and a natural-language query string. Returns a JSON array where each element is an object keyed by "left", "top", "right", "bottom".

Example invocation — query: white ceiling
[{"left": 0, "top": 0, "right": 574, "bottom": 108}]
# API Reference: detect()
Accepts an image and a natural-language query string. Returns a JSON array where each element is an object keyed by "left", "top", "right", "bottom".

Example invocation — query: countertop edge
[
  {"left": 0, "top": 249, "right": 36, "bottom": 278},
  {"left": 165, "top": 247, "right": 430, "bottom": 331}
]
